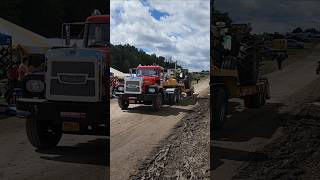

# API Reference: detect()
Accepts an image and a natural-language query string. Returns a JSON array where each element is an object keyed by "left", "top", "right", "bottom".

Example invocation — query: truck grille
[
  {"left": 47, "top": 61, "right": 97, "bottom": 100},
  {"left": 125, "top": 80, "right": 141, "bottom": 94},
  {"left": 51, "top": 62, "right": 95, "bottom": 77},
  {"left": 45, "top": 48, "right": 104, "bottom": 102},
  {"left": 51, "top": 61, "right": 95, "bottom": 97}
]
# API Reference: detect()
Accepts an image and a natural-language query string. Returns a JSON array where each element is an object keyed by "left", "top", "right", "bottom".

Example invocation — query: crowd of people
[
  {"left": 4, "top": 55, "right": 41, "bottom": 104},
  {"left": 110, "top": 74, "right": 120, "bottom": 98}
]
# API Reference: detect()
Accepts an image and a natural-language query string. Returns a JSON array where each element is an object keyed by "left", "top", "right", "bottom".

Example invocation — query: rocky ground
[
  {"left": 234, "top": 99, "right": 320, "bottom": 180},
  {"left": 130, "top": 97, "right": 210, "bottom": 180}
]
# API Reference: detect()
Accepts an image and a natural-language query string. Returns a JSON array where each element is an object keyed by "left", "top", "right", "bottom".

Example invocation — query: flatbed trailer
[{"left": 211, "top": 66, "right": 270, "bottom": 130}]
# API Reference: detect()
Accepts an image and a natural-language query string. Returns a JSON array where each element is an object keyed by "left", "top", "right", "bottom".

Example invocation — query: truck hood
[{"left": 139, "top": 76, "right": 159, "bottom": 86}]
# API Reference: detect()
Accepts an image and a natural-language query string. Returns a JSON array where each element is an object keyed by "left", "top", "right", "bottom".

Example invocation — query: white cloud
[{"left": 110, "top": 0, "right": 210, "bottom": 72}]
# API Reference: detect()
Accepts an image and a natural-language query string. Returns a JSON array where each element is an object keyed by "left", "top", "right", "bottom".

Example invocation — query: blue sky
[
  {"left": 110, "top": 0, "right": 210, "bottom": 72},
  {"left": 150, "top": 8, "right": 169, "bottom": 21}
]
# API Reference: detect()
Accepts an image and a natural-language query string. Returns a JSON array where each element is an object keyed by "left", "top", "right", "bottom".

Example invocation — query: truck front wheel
[
  {"left": 153, "top": 93, "right": 163, "bottom": 111},
  {"left": 118, "top": 98, "right": 129, "bottom": 110},
  {"left": 26, "top": 115, "right": 62, "bottom": 150}
]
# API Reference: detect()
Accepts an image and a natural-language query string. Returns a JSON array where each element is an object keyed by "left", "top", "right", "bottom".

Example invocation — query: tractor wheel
[
  {"left": 244, "top": 93, "right": 261, "bottom": 108},
  {"left": 213, "top": 87, "right": 228, "bottom": 130},
  {"left": 221, "top": 56, "right": 237, "bottom": 70},
  {"left": 152, "top": 93, "right": 163, "bottom": 111},
  {"left": 238, "top": 42, "right": 259, "bottom": 86},
  {"left": 26, "top": 114, "right": 62, "bottom": 150},
  {"left": 118, "top": 98, "right": 129, "bottom": 110}
]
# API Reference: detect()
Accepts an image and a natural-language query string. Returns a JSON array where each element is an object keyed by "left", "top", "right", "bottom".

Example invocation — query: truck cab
[
  {"left": 16, "top": 11, "right": 110, "bottom": 150},
  {"left": 116, "top": 65, "right": 164, "bottom": 111}
]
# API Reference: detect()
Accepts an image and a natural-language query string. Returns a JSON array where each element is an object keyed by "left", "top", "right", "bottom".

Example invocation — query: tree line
[{"left": 110, "top": 44, "right": 182, "bottom": 73}]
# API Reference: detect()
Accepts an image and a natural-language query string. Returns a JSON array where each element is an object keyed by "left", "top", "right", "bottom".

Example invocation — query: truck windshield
[
  {"left": 85, "top": 23, "right": 109, "bottom": 47},
  {"left": 137, "top": 68, "right": 158, "bottom": 77}
]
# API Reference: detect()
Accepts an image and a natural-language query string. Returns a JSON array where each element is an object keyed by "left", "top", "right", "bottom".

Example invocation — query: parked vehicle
[
  {"left": 287, "top": 39, "right": 304, "bottom": 49},
  {"left": 212, "top": 19, "right": 270, "bottom": 130}
]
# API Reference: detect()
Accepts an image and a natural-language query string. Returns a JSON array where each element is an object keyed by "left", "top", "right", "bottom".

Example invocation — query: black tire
[
  {"left": 118, "top": 98, "right": 129, "bottom": 110},
  {"left": 244, "top": 93, "right": 261, "bottom": 108},
  {"left": 26, "top": 114, "right": 62, "bottom": 150},
  {"left": 168, "top": 93, "right": 176, "bottom": 105},
  {"left": 176, "top": 90, "right": 181, "bottom": 103},
  {"left": 238, "top": 43, "right": 259, "bottom": 85},
  {"left": 152, "top": 93, "right": 163, "bottom": 111},
  {"left": 213, "top": 87, "right": 228, "bottom": 130},
  {"left": 260, "top": 91, "right": 266, "bottom": 106},
  {"left": 221, "top": 56, "right": 237, "bottom": 70}
]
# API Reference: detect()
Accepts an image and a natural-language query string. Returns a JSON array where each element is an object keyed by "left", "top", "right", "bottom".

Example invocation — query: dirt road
[
  {"left": 110, "top": 77, "right": 209, "bottom": 180},
  {"left": 211, "top": 43, "right": 320, "bottom": 180},
  {"left": 0, "top": 116, "right": 107, "bottom": 180}
]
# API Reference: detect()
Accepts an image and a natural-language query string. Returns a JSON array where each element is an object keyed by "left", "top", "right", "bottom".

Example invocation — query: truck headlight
[
  {"left": 117, "top": 86, "right": 124, "bottom": 92},
  {"left": 148, "top": 87, "right": 156, "bottom": 93},
  {"left": 26, "top": 80, "right": 45, "bottom": 93}
]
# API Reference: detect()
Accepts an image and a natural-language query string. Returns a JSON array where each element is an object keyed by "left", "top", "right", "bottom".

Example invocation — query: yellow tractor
[{"left": 163, "top": 68, "right": 194, "bottom": 105}]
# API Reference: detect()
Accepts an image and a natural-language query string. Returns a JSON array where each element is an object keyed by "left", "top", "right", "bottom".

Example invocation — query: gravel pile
[
  {"left": 130, "top": 97, "right": 210, "bottom": 180},
  {"left": 234, "top": 100, "right": 320, "bottom": 180}
]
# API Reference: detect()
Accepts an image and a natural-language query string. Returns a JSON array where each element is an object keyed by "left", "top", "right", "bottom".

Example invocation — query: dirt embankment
[
  {"left": 130, "top": 96, "right": 210, "bottom": 180},
  {"left": 234, "top": 78, "right": 320, "bottom": 180}
]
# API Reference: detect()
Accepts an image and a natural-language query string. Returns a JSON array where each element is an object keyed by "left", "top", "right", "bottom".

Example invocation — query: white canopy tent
[
  {"left": 110, "top": 67, "right": 125, "bottom": 78},
  {"left": 0, "top": 17, "right": 51, "bottom": 54}
]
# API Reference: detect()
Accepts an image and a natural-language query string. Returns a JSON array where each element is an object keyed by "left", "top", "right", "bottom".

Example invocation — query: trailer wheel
[
  {"left": 244, "top": 93, "right": 261, "bottom": 108},
  {"left": 26, "top": 114, "right": 62, "bottom": 150},
  {"left": 168, "top": 93, "right": 177, "bottom": 105},
  {"left": 213, "top": 87, "right": 228, "bottom": 130},
  {"left": 153, "top": 93, "right": 163, "bottom": 111},
  {"left": 176, "top": 90, "right": 181, "bottom": 103},
  {"left": 118, "top": 98, "right": 129, "bottom": 110}
]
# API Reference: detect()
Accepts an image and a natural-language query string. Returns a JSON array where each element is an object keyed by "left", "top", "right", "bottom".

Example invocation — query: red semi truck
[
  {"left": 16, "top": 10, "right": 109, "bottom": 149},
  {"left": 116, "top": 65, "right": 194, "bottom": 111},
  {"left": 117, "top": 65, "right": 165, "bottom": 111}
]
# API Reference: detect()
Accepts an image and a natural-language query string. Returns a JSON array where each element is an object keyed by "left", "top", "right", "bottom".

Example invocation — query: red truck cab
[
  {"left": 136, "top": 65, "right": 164, "bottom": 91},
  {"left": 116, "top": 65, "right": 165, "bottom": 111}
]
